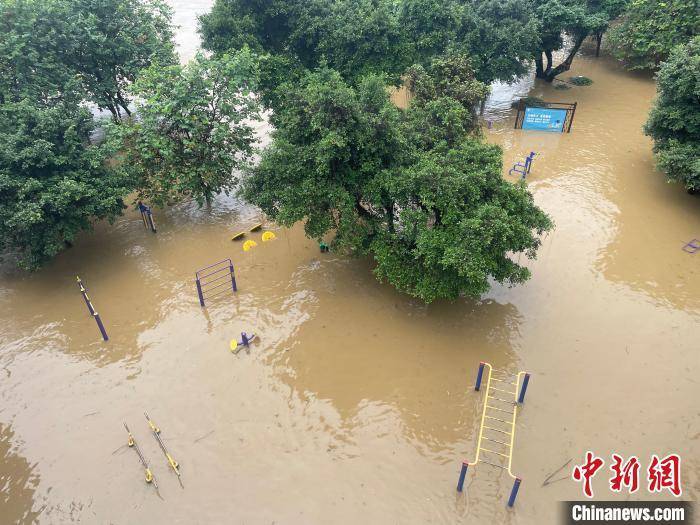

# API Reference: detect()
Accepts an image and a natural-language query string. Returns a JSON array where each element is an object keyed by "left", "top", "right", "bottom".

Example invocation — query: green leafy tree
[
  {"left": 644, "top": 37, "right": 700, "bottom": 192},
  {"left": 201, "top": 0, "right": 540, "bottom": 99},
  {"left": 405, "top": 54, "right": 490, "bottom": 118},
  {"left": 0, "top": 0, "right": 77, "bottom": 104},
  {"left": 533, "top": 0, "right": 628, "bottom": 81},
  {"left": 200, "top": 0, "right": 409, "bottom": 87},
  {"left": 242, "top": 67, "right": 552, "bottom": 302},
  {"left": 0, "top": 101, "right": 129, "bottom": 269},
  {"left": 64, "top": 0, "right": 177, "bottom": 119},
  {"left": 106, "top": 50, "right": 261, "bottom": 206},
  {"left": 608, "top": 0, "right": 700, "bottom": 70},
  {"left": 0, "top": 0, "right": 176, "bottom": 117}
]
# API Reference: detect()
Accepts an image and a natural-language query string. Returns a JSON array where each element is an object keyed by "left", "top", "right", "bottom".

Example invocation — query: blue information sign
[{"left": 522, "top": 107, "right": 567, "bottom": 132}]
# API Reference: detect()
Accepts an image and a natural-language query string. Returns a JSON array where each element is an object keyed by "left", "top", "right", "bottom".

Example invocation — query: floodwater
[{"left": 2, "top": 4, "right": 700, "bottom": 524}]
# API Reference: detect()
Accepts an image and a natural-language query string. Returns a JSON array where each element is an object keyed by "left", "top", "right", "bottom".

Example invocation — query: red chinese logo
[
  {"left": 648, "top": 454, "right": 682, "bottom": 497},
  {"left": 609, "top": 454, "right": 640, "bottom": 493},
  {"left": 572, "top": 452, "right": 682, "bottom": 498},
  {"left": 572, "top": 451, "right": 605, "bottom": 498}
]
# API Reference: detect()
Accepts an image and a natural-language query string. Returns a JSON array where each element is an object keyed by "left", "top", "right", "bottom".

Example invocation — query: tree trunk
[
  {"left": 595, "top": 33, "right": 602, "bottom": 57},
  {"left": 544, "top": 49, "right": 553, "bottom": 75},
  {"left": 543, "top": 35, "right": 587, "bottom": 82},
  {"left": 535, "top": 53, "right": 545, "bottom": 78},
  {"left": 116, "top": 92, "right": 132, "bottom": 117}
]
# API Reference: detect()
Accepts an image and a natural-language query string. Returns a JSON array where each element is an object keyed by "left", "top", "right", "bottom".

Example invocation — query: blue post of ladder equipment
[
  {"left": 475, "top": 362, "right": 486, "bottom": 391},
  {"left": 517, "top": 373, "right": 530, "bottom": 404},
  {"left": 229, "top": 261, "right": 237, "bottom": 292},
  {"left": 508, "top": 478, "right": 522, "bottom": 507},
  {"left": 457, "top": 462, "right": 469, "bottom": 492}
]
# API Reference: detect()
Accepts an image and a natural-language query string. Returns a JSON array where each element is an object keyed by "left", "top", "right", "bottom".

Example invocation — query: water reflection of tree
[
  {"left": 0, "top": 424, "right": 41, "bottom": 524},
  {"left": 271, "top": 259, "right": 523, "bottom": 455}
]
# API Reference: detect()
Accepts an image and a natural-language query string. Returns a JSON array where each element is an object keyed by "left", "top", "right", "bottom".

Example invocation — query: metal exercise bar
[
  {"left": 457, "top": 361, "right": 531, "bottom": 508},
  {"left": 195, "top": 258, "right": 237, "bottom": 307},
  {"left": 75, "top": 276, "right": 108, "bottom": 341}
]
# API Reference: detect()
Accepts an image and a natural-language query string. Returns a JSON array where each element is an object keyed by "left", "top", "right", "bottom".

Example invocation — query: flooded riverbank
[{"left": 1, "top": 6, "right": 699, "bottom": 523}]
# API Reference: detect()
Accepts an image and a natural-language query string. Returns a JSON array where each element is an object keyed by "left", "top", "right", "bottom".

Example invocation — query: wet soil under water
[{"left": 2, "top": 22, "right": 700, "bottom": 525}]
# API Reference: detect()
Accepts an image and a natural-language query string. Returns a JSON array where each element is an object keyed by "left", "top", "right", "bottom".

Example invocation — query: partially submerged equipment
[
  {"left": 76, "top": 276, "right": 108, "bottom": 341},
  {"left": 124, "top": 422, "right": 158, "bottom": 489},
  {"left": 138, "top": 202, "right": 157, "bottom": 233},
  {"left": 145, "top": 412, "right": 180, "bottom": 478},
  {"left": 682, "top": 238, "right": 699, "bottom": 254},
  {"left": 457, "top": 361, "right": 531, "bottom": 508},
  {"left": 231, "top": 223, "right": 264, "bottom": 241},
  {"left": 243, "top": 240, "right": 257, "bottom": 252},
  {"left": 230, "top": 331, "right": 257, "bottom": 354},
  {"left": 261, "top": 231, "right": 276, "bottom": 242},
  {"left": 509, "top": 152, "right": 536, "bottom": 180},
  {"left": 195, "top": 258, "right": 237, "bottom": 307}
]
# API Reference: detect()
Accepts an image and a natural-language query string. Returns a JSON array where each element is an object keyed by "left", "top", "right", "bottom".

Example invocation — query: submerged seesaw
[{"left": 457, "top": 361, "right": 531, "bottom": 508}]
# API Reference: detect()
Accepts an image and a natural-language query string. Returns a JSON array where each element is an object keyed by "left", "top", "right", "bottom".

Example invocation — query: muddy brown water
[{"left": 2, "top": 6, "right": 700, "bottom": 524}]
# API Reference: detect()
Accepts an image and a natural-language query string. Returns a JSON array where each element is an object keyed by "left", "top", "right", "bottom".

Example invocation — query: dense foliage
[
  {"left": 242, "top": 66, "right": 552, "bottom": 302},
  {"left": 0, "top": 101, "right": 129, "bottom": 269},
  {"left": 0, "top": 0, "right": 176, "bottom": 117},
  {"left": 532, "top": 0, "right": 628, "bottom": 81},
  {"left": 106, "top": 51, "right": 261, "bottom": 206},
  {"left": 0, "top": 0, "right": 175, "bottom": 269},
  {"left": 644, "top": 37, "right": 700, "bottom": 192},
  {"left": 608, "top": 0, "right": 700, "bottom": 71},
  {"left": 200, "top": 0, "right": 540, "bottom": 100}
]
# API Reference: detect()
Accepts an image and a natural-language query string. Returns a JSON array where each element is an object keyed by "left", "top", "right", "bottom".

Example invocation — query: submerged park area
[{"left": 1, "top": 0, "right": 699, "bottom": 523}]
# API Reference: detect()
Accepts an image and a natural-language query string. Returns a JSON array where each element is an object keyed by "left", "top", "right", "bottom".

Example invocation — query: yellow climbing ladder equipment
[{"left": 457, "top": 361, "right": 531, "bottom": 507}]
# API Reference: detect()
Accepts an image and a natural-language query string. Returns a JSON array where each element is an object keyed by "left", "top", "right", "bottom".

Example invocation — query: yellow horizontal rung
[
  {"left": 491, "top": 378, "right": 516, "bottom": 386},
  {"left": 488, "top": 395, "right": 514, "bottom": 404},
  {"left": 489, "top": 386, "right": 516, "bottom": 395},
  {"left": 481, "top": 448, "right": 510, "bottom": 458},
  {"left": 485, "top": 415, "right": 514, "bottom": 425},
  {"left": 486, "top": 404, "right": 514, "bottom": 414},
  {"left": 480, "top": 460, "right": 507, "bottom": 469},
  {"left": 483, "top": 426, "right": 512, "bottom": 435},
  {"left": 483, "top": 436, "right": 511, "bottom": 447}
]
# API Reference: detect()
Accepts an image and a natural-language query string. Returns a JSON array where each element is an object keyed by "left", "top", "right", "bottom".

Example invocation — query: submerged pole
[
  {"left": 196, "top": 278, "right": 205, "bottom": 307},
  {"left": 517, "top": 373, "right": 530, "bottom": 404},
  {"left": 475, "top": 362, "right": 486, "bottom": 391},
  {"left": 229, "top": 262, "right": 237, "bottom": 292},
  {"left": 94, "top": 312, "right": 109, "bottom": 341},
  {"left": 507, "top": 478, "right": 522, "bottom": 507},
  {"left": 457, "top": 462, "right": 469, "bottom": 492}
]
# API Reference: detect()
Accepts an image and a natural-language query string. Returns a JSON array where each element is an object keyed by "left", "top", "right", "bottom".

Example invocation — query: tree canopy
[
  {"left": 0, "top": 101, "right": 129, "bottom": 269},
  {"left": 644, "top": 37, "right": 700, "bottom": 192},
  {"left": 0, "top": 0, "right": 176, "bottom": 117},
  {"left": 608, "top": 0, "right": 700, "bottom": 71},
  {"left": 242, "top": 65, "right": 552, "bottom": 302},
  {"left": 106, "top": 50, "right": 262, "bottom": 206},
  {"left": 200, "top": 0, "right": 541, "bottom": 99},
  {"left": 532, "top": 0, "right": 628, "bottom": 81}
]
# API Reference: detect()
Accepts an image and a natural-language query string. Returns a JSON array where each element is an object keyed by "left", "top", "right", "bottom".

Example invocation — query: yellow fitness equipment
[
  {"left": 124, "top": 422, "right": 158, "bottom": 488},
  {"left": 144, "top": 412, "right": 180, "bottom": 477},
  {"left": 243, "top": 240, "right": 257, "bottom": 251},
  {"left": 261, "top": 231, "right": 276, "bottom": 242}
]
